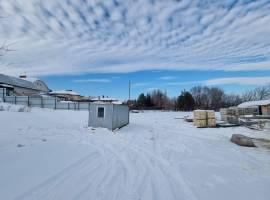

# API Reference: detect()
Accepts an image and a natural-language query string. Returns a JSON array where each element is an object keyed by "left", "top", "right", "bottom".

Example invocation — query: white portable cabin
[{"left": 88, "top": 103, "right": 129, "bottom": 130}]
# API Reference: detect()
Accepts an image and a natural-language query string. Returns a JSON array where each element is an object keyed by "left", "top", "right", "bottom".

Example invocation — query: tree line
[{"left": 128, "top": 85, "right": 270, "bottom": 111}]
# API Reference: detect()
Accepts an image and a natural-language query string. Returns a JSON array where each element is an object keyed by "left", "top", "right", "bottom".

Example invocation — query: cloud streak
[
  {"left": 159, "top": 76, "right": 177, "bottom": 80},
  {"left": 74, "top": 78, "right": 111, "bottom": 83},
  {"left": 0, "top": 0, "right": 270, "bottom": 76},
  {"left": 204, "top": 76, "right": 270, "bottom": 86}
]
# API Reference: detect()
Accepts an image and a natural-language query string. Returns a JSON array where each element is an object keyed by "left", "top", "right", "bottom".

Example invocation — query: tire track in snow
[
  {"left": 15, "top": 115, "right": 198, "bottom": 200},
  {"left": 15, "top": 149, "right": 103, "bottom": 200},
  {"left": 88, "top": 135, "right": 198, "bottom": 200}
]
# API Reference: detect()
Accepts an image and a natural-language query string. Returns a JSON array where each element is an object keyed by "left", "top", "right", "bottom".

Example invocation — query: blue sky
[
  {"left": 0, "top": 0, "right": 270, "bottom": 100},
  {"left": 41, "top": 70, "right": 270, "bottom": 100}
]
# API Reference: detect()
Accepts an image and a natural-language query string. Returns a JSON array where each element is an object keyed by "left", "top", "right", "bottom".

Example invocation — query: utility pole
[{"left": 128, "top": 80, "right": 131, "bottom": 104}]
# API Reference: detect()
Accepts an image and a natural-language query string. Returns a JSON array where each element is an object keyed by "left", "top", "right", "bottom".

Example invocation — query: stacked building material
[
  {"left": 220, "top": 106, "right": 259, "bottom": 124},
  {"left": 193, "top": 110, "right": 216, "bottom": 128},
  {"left": 220, "top": 108, "right": 229, "bottom": 121},
  {"left": 220, "top": 107, "right": 240, "bottom": 124},
  {"left": 206, "top": 110, "right": 216, "bottom": 127},
  {"left": 244, "top": 107, "right": 259, "bottom": 115},
  {"left": 193, "top": 110, "right": 207, "bottom": 128}
]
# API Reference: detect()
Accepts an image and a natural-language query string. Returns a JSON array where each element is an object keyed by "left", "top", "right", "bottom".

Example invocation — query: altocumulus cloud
[{"left": 0, "top": 0, "right": 270, "bottom": 76}]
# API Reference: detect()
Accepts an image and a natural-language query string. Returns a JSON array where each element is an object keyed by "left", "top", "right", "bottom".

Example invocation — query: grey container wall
[{"left": 88, "top": 104, "right": 129, "bottom": 130}]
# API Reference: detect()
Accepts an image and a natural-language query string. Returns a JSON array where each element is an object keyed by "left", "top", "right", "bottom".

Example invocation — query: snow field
[{"left": 0, "top": 108, "right": 270, "bottom": 200}]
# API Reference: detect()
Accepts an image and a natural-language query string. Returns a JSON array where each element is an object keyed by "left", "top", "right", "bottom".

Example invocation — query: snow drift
[{"left": 0, "top": 102, "right": 31, "bottom": 112}]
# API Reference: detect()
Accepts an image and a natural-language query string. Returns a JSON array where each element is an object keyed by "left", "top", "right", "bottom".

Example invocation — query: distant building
[
  {"left": 238, "top": 100, "right": 270, "bottom": 115},
  {"left": 49, "top": 90, "right": 82, "bottom": 101},
  {"left": 0, "top": 74, "right": 50, "bottom": 96},
  {"left": 33, "top": 80, "right": 50, "bottom": 93},
  {"left": 91, "top": 96, "right": 122, "bottom": 104}
]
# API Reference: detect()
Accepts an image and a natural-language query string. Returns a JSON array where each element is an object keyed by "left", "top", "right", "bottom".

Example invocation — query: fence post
[
  {"left": 78, "top": 102, "right": 80, "bottom": 110},
  {"left": 68, "top": 102, "right": 70, "bottom": 110},
  {"left": 2, "top": 89, "right": 5, "bottom": 102},
  {"left": 88, "top": 103, "right": 90, "bottom": 111},
  {"left": 54, "top": 99, "right": 57, "bottom": 110},
  {"left": 41, "top": 97, "right": 44, "bottom": 108},
  {"left": 27, "top": 96, "right": 30, "bottom": 106},
  {"left": 15, "top": 96, "right": 17, "bottom": 105}
]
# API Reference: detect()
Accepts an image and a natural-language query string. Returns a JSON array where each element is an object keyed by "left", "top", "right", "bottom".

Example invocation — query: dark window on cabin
[{"left": 97, "top": 107, "right": 105, "bottom": 118}]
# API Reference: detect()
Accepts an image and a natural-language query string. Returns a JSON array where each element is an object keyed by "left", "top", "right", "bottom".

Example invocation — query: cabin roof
[{"left": 238, "top": 99, "right": 270, "bottom": 108}]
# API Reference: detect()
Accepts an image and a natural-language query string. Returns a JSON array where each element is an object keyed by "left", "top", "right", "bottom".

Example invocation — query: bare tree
[
  {"left": 209, "top": 87, "right": 225, "bottom": 110},
  {"left": 242, "top": 86, "right": 270, "bottom": 101},
  {"left": 191, "top": 86, "right": 241, "bottom": 110},
  {"left": 223, "top": 93, "right": 242, "bottom": 107},
  {"left": 0, "top": 15, "right": 16, "bottom": 68},
  {"left": 254, "top": 86, "right": 270, "bottom": 100},
  {"left": 191, "top": 86, "right": 211, "bottom": 109},
  {"left": 0, "top": 41, "right": 16, "bottom": 70}
]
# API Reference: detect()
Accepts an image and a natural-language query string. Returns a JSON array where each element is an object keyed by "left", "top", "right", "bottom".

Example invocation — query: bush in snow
[{"left": 0, "top": 103, "right": 31, "bottom": 112}]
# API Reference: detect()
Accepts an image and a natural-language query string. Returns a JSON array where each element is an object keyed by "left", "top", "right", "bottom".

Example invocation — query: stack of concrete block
[
  {"left": 193, "top": 110, "right": 207, "bottom": 128},
  {"left": 206, "top": 110, "right": 216, "bottom": 127},
  {"left": 220, "top": 106, "right": 259, "bottom": 124},
  {"left": 220, "top": 107, "right": 240, "bottom": 124},
  {"left": 193, "top": 110, "right": 216, "bottom": 128},
  {"left": 220, "top": 108, "right": 229, "bottom": 121},
  {"left": 244, "top": 107, "right": 259, "bottom": 115}
]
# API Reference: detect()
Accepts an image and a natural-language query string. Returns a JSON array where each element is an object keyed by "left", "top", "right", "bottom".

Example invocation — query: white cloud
[
  {"left": 146, "top": 87, "right": 159, "bottom": 91},
  {"left": 0, "top": 0, "right": 270, "bottom": 76},
  {"left": 205, "top": 77, "right": 270, "bottom": 86},
  {"left": 165, "top": 81, "right": 202, "bottom": 86},
  {"left": 131, "top": 82, "right": 151, "bottom": 88},
  {"left": 74, "top": 78, "right": 111, "bottom": 83},
  {"left": 159, "top": 76, "right": 177, "bottom": 80}
]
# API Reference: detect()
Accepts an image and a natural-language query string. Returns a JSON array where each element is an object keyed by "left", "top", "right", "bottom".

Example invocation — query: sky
[{"left": 0, "top": 0, "right": 270, "bottom": 100}]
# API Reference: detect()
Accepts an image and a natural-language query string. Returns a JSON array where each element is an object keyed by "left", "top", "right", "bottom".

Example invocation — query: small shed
[
  {"left": 238, "top": 100, "right": 270, "bottom": 115},
  {"left": 88, "top": 103, "right": 129, "bottom": 130}
]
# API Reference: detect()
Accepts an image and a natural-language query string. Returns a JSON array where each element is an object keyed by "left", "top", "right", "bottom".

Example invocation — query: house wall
[
  {"left": 49, "top": 94, "right": 82, "bottom": 101},
  {"left": 112, "top": 105, "right": 129, "bottom": 130},
  {"left": 33, "top": 80, "right": 49, "bottom": 93},
  {"left": 13, "top": 86, "right": 40, "bottom": 96},
  {"left": 89, "top": 104, "right": 114, "bottom": 130}
]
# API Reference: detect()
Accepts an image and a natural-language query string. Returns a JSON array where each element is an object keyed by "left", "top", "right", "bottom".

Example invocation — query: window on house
[{"left": 97, "top": 107, "right": 105, "bottom": 118}]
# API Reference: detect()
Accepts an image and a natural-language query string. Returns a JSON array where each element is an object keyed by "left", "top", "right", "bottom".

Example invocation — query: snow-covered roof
[
  {"left": 0, "top": 74, "right": 39, "bottom": 90},
  {"left": 92, "top": 100, "right": 123, "bottom": 105},
  {"left": 23, "top": 77, "right": 38, "bottom": 83},
  {"left": 238, "top": 99, "right": 270, "bottom": 108},
  {"left": 49, "top": 90, "right": 79, "bottom": 96},
  {"left": 112, "top": 100, "right": 123, "bottom": 105},
  {"left": 91, "top": 96, "right": 117, "bottom": 101},
  {"left": 0, "top": 83, "right": 14, "bottom": 88}
]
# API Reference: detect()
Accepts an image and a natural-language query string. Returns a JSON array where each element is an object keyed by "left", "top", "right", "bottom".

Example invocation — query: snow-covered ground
[{"left": 0, "top": 104, "right": 270, "bottom": 200}]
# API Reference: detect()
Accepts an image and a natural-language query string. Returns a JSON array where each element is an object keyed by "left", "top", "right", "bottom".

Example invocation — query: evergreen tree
[
  {"left": 176, "top": 91, "right": 195, "bottom": 111},
  {"left": 137, "top": 93, "right": 146, "bottom": 107},
  {"left": 145, "top": 93, "right": 153, "bottom": 107}
]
